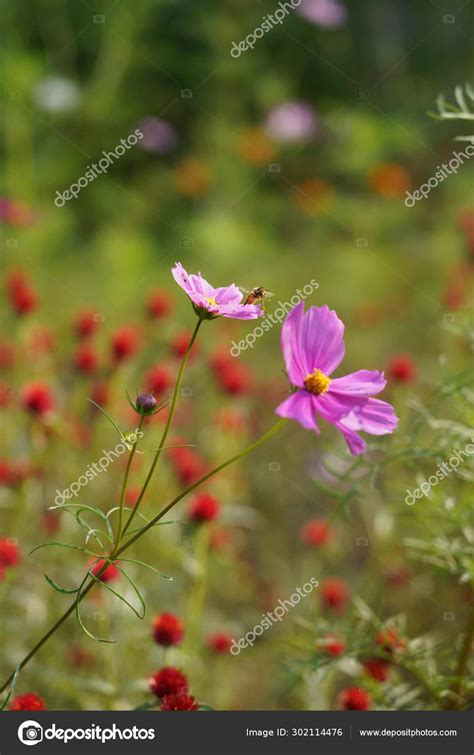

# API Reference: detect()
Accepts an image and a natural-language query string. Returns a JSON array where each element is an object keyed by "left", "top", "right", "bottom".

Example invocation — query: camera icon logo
[{"left": 18, "top": 720, "right": 44, "bottom": 746}]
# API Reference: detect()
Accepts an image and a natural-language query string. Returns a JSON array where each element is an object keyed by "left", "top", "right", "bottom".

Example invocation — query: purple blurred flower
[
  {"left": 265, "top": 101, "right": 318, "bottom": 143},
  {"left": 276, "top": 302, "right": 398, "bottom": 455},
  {"left": 137, "top": 117, "right": 179, "bottom": 153},
  {"left": 172, "top": 262, "right": 263, "bottom": 320},
  {"left": 296, "top": 0, "right": 347, "bottom": 28}
]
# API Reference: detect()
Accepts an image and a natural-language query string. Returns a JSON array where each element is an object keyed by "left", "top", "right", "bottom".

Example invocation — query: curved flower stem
[
  {"left": 0, "top": 417, "right": 286, "bottom": 696},
  {"left": 115, "top": 416, "right": 145, "bottom": 547},
  {"left": 121, "top": 317, "right": 203, "bottom": 539}
]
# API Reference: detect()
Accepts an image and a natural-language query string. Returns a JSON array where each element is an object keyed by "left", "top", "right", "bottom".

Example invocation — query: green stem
[
  {"left": 0, "top": 414, "right": 285, "bottom": 697},
  {"left": 446, "top": 604, "right": 474, "bottom": 707},
  {"left": 121, "top": 318, "right": 202, "bottom": 539},
  {"left": 117, "top": 418, "right": 286, "bottom": 556},
  {"left": 115, "top": 416, "right": 144, "bottom": 547}
]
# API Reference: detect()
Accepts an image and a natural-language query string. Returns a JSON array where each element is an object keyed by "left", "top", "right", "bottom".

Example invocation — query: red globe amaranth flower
[
  {"left": 160, "top": 692, "right": 199, "bottom": 711},
  {"left": 29, "top": 326, "right": 55, "bottom": 356},
  {"left": 91, "top": 380, "right": 110, "bottom": 408},
  {"left": 170, "top": 331, "right": 199, "bottom": 359},
  {"left": 125, "top": 487, "right": 140, "bottom": 506},
  {"left": 188, "top": 493, "right": 220, "bottom": 523},
  {"left": 169, "top": 445, "right": 207, "bottom": 486},
  {"left": 299, "top": 518, "right": 333, "bottom": 547},
  {"left": 319, "top": 635, "right": 345, "bottom": 657},
  {"left": 375, "top": 627, "right": 405, "bottom": 655},
  {"left": 10, "top": 693, "right": 46, "bottom": 711},
  {"left": 0, "top": 339, "right": 14, "bottom": 370},
  {"left": 321, "top": 578, "right": 349, "bottom": 613},
  {"left": 152, "top": 612, "right": 184, "bottom": 646},
  {"left": 207, "top": 632, "right": 234, "bottom": 654},
  {"left": 210, "top": 527, "right": 232, "bottom": 552},
  {"left": 42, "top": 511, "right": 60, "bottom": 535},
  {"left": 0, "top": 564, "right": 4, "bottom": 582},
  {"left": 147, "top": 290, "right": 173, "bottom": 320},
  {"left": 0, "top": 537, "right": 20, "bottom": 567},
  {"left": 149, "top": 667, "right": 188, "bottom": 698},
  {"left": 74, "top": 309, "right": 101, "bottom": 339},
  {"left": 69, "top": 646, "right": 94, "bottom": 670},
  {"left": 7, "top": 271, "right": 38, "bottom": 316},
  {"left": 145, "top": 364, "right": 173, "bottom": 396},
  {"left": 21, "top": 382, "right": 55, "bottom": 416},
  {"left": 111, "top": 326, "right": 139, "bottom": 362},
  {"left": 89, "top": 558, "right": 120, "bottom": 583},
  {"left": 74, "top": 343, "right": 99, "bottom": 374},
  {"left": 363, "top": 658, "right": 391, "bottom": 682},
  {"left": 387, "top": 354, "right": 416, "bottom": 383},
  {"left": 339, "top": 686, "right": 371, "bottom": 711},
  {"left": 384, "top": 566, "right": 411, "bottom": 588}
]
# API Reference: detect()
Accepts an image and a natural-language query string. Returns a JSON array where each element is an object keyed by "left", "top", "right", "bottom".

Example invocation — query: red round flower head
[
  {"left": 160, "top": 691, "right": 199, "bottom": 711},
  {"left": 320, "top": 634, "right": 345, "bottom": 657},
  {"left": 387, "top": 353, "right": 416, "bottom": 383},
  {"left": 89, "top": 558, "right": 120, "bottom": 583},
  {"left": 299, "top": 518, "right": 333, "bottom": 547},
  {"left": 91, "top": 380, "right": 110, "bottom": 408},
  {"left": 7, "top": 271, "right": 38, "bottom": 316},
  {"left": 145, "top": 364, "right": 173, "bottom": 396},
  {"left": 111, "top": 326, "right": 139, "bottom": 362},
  {"left": 321, "top": 578, "right": 349, "bottom": 613},
  {"left": 74, "top": 309, "right": 101, "bottom": 339},
  {"left": 216, "top": 361, "right": 251, "bottom": 395},
  {"left": 149, "top": 667, "right": 188, "bottom": 698},
  {"left": 0, "top": 339, "right": 14, "bottom": 369},
  {"left": 0, "top": 537, "right": 20, "bottom": 567},
  {"left": 170, "top": 331, "right": 199, "bottom": 359},
  {"left": 10, "top": 693, "right": 46, "bottom": 711},
  {"left": 74, "top": 343, "right": 99, "bottom": 374},
  {"left": 152, "top": 612, "right": 184, "bottom": 646},
  {"left": 339, "top": 686, "right": 371, "bottom": 711},
  {"left": 375, "top": 627, "right": 405, "bottom": 654},
  {"left": 171, "top": 448, "right": 207, "bottom": 486},
  {"left": 188, "top": 493, "right": 220, "bottom": 523},
  {"left": 363, "top": 658, "right": 391, "bottom": 682},
  {"left": 22, "top": 382, "right": 55, "bottom": 416},
  {"left": 147, "top": 290, "right": 173, "bottom": 320},
  {"left": 207, "top": 632, "right": 234, "bottom": 654}
]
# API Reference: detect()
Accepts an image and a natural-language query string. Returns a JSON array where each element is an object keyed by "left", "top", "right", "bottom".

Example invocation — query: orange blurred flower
[
  {"left": 293, "top": 178, "right": 334, "bottom": 216},
  {"left": 369, "top": 162, "right": 411, "bottom": 198},
  {"left": 236, "top": 127, "right": 276, "bottom": 165},
  {"left": 173, "top": 158, "right": 214, "bottom": 196}
]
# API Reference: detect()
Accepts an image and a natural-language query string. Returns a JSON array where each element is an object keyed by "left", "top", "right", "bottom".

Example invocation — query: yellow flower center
[
  {"left": 304, "top": 369, "right": 331, "bottom": 395},
  {"left": 207, "top": 297, "right": 218, "bottom": 307}
]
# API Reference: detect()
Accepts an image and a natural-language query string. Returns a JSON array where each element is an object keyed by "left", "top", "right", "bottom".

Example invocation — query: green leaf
[
  {"left": 44, "top": 573, "right": 81, "bottom": 594},
  {"left": 89, "top": 563, "right": 145, "bottom": 619},
  {"left": 30, "top": 541, "right": 98, "bottom": 557},
  {"left": 117, "top": 557, "right": 173, "bottom": 580},
  {"left": 85, "top": 398, "right": 125, "bottom": 439},
  {"left": 0, "top": 664, "right": 20, "bottom": 711}
]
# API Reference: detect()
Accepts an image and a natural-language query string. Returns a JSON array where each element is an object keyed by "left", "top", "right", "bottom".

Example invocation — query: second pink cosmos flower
[{"left": 276, "top": 302, "right": 398, "bottom": 455}]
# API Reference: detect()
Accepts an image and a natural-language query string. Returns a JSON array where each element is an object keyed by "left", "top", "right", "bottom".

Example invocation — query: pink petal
[
  {"left": 314, "top": 392, "right": 367, "bottom": 423},
  {"left": 334, "top": 422, "right": 367, "bottom": 456},
  {"left": 276, "top": 391, "right": 320, "bottom": 432},
  {"left": 340, "top": 398, "right": 398, "bottom": 436},
  {"left": 280, "top": 302, "right": 310, "bottom": 386},
  {"left": 301, "top": 305, "right": 345, "bottom": 376},
  {"left": 217, "top": 303, "right": 262, "bottom": 319},
  {"left": 329, "top": 370, "right": 387, "bottom": 396}
]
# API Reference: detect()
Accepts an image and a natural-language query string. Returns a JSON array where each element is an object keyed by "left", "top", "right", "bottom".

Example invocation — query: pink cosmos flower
[
  {"left": 172, "top": 262, "right": 263, "bottom": 320},
  {"left": 276, "top": 303, "right": 398, "bottom": 455}
]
